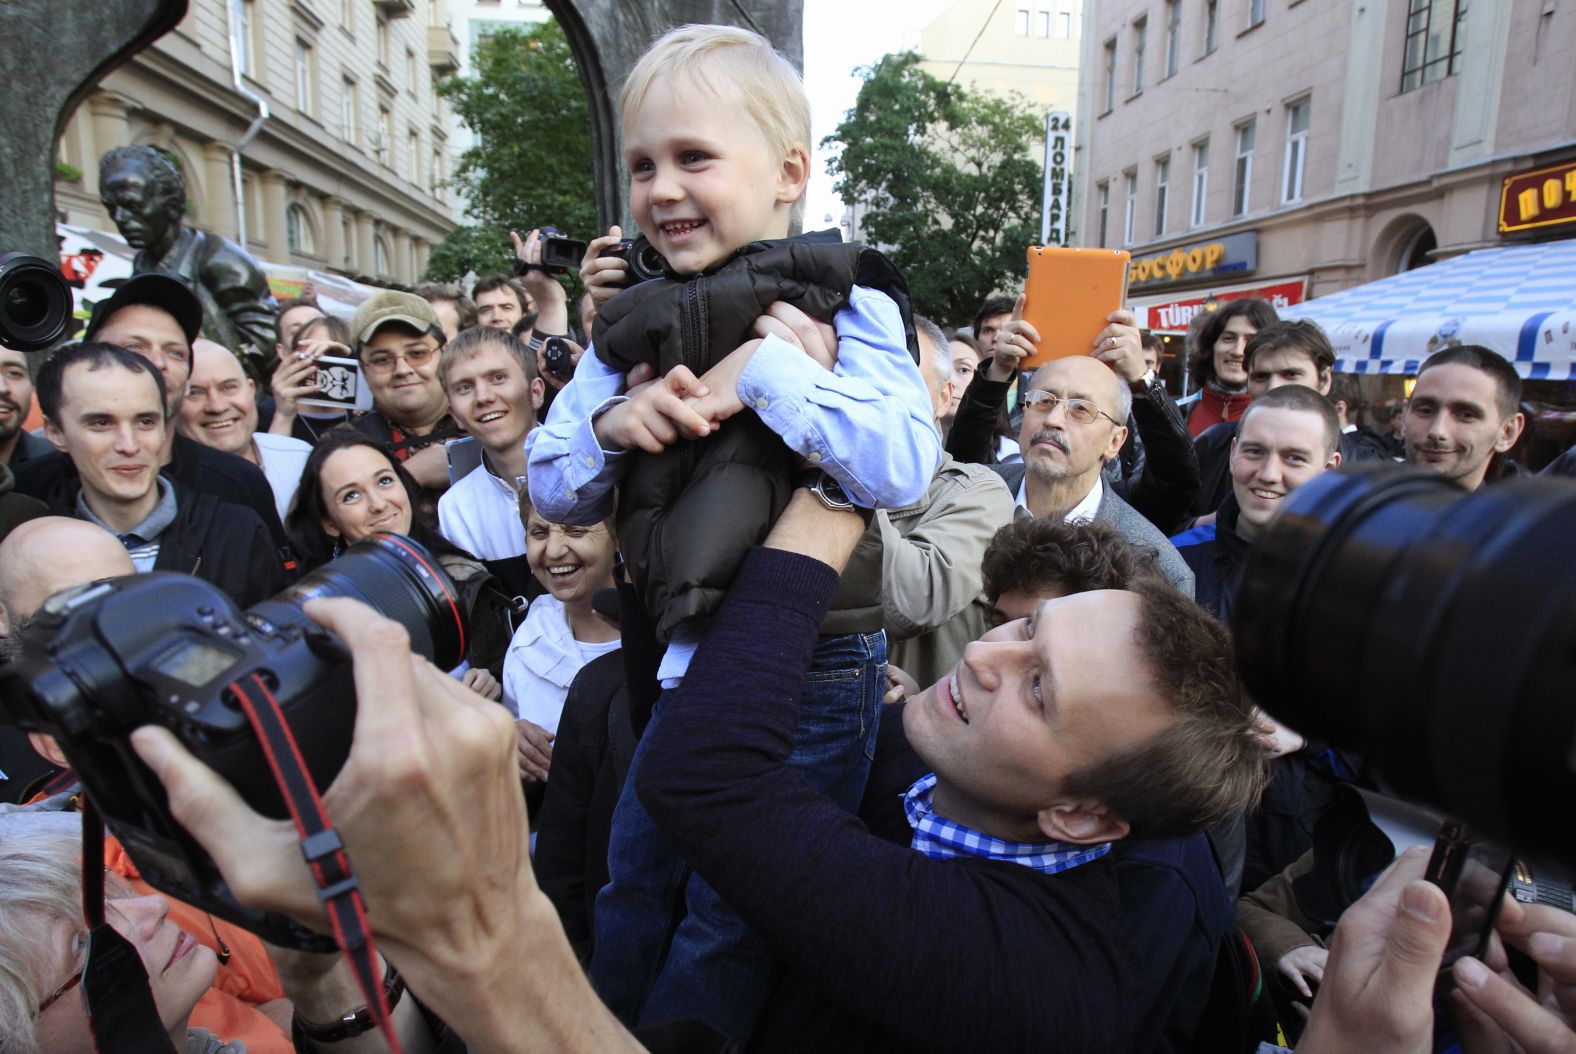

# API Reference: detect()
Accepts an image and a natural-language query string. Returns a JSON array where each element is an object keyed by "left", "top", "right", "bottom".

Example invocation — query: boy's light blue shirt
[
  {"left": 524, "top": 284, "right": 940, "bottom": 523},
  {"left": 523, "top": 284, "right": 941, "bottom": 681}
]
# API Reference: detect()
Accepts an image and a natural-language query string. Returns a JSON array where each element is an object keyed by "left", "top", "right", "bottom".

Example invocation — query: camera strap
[
  {"left": 78, "top": 802, "right": 179, "bottom": 1054},
  {"left": 229, "top": 672, "right": 402, "bottom": 1054}
]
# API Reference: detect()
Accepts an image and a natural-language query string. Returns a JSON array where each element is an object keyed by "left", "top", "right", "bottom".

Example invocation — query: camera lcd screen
[{"left": 154, "top": 638, "right": 241, "bottom": 688}]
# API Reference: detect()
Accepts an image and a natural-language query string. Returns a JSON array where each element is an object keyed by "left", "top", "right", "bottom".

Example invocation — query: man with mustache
[
  {"left": 1403, "top": 345, "right": 1525, "bottom": 490},
  {"left": 990, "top": 354, "right": 1194, "bottom": 597}
]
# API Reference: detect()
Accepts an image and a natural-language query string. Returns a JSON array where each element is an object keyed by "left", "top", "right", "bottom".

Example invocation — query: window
[
  {"left": 341, "top": 0, "right": 352, "bottom": 27},
  {"left": 431, "top": 148, "right": 444, "bottom": 195},
  {"left": 376, "top": 105, "right": 392, "bottom": 163},
  {"left": 286, "top": 204, "right": 315, "bottom": 254},
  {"left": 407, "top": 47, "right": 418, "bottom": 92},
  {"left": 377, "top": 15, "right": 390, "bottom": 67},
  {"left": 1017, "top": 7, "right": 1031, "bottom": 34},
  {"left": 1123, "top": 170, "right": 1138, "bottom": 245},
  {"left": 294, "top": 39, "right": 315, "bottom": 115},
  {"left": 1096, "top": 181, "right": 1110, "bottom": 247},
  {"left": 228, "top": 0, "right": 254, "bottom": 77},
  {"left": 374, "top": 236, "right": 391, "bottom": 276},
  {"left": 342, "top": 76, "right": 359, "bottom": 143},
  {"left": 1190, "top": 140, "right": 1209, "bottom": 227},
  {"left": 1038, "top": 9, "right": 1051, "bottom": 35},
  {"left": 1058, "top": 10, "right": 1072, "bottom": 36},
  {"left": 1248, "top": 0, "right": 1266, "bottom": 27},
  {"left": 1401, "top": 0, "right": 1466, "bottom": 91},
  {"left": 1205, "top": 0, "right": 1220, "bottom": 52},
  {"left": 1103, "top": 39, "right": 1117, "bottom": 112},
  {"left": 1233, "top": 119, "right": 1255, "bottom": 216},
  {"left": 1132, "top": 18, "right": 1147, "bottom": 93},
  {"left": 1164, "top": 0, "right": 1181, "bottom": 77},
  {"left": 1282, "top": 97, "right": 1310, "bottom": 203},
  {"left": 1154, "top": 156, "right": 1170, "bottom": 237},
  {"left": 407, "top": 128, "right": 420, "bottom": 183}
]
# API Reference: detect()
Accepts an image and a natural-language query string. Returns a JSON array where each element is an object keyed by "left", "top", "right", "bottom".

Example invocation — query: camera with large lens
[
  {"left": 1234, "top": 464, "right": 1576, "bottom": 872},
  {"left": 0, "top": 534, "right": 465, "bottom": 949},
  {"left": 602, "top": 234, "right": 667, "bottom": 285},
  {"left": 0, "top": 251, "right": 73, "bottom": 351}
]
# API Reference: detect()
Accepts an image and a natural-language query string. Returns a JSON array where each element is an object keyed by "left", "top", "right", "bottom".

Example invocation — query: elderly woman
[
  {"left": 0, "top": 810, "right": 435, "bottom": 1053},
  {"left": 285, "top": 431, "right": 512, "bottom": 700}
]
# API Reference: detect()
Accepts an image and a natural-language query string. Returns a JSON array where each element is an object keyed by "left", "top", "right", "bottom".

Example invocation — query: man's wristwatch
[{"left": 797, "top": 468, "right": 855, "bottom": 512}]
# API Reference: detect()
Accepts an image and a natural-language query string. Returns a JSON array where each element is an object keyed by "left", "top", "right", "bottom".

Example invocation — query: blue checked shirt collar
[{"left": 903, "top": 773, "right": 1111, "bottom": 875}]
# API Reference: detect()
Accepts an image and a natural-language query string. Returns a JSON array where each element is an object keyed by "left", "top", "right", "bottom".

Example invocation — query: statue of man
[{"left": 99, "top": 145, "right": 278, "bottom": 379}]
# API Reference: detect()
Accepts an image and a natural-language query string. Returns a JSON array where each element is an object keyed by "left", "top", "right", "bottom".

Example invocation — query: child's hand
[
  {"left": 685, "top": 340, "right": 761, "bottom": 428},
  {"left": 580, "top": 225, "right": 628, "bottom": 309},
  {"left": 594, "top": 363, "right": 713, "bottom": 453},
  {"left": 752, "top": 301, "right": 838, "bottom": 371},
  {"left": 988, "top": 294, "right": 1038, "bottom": 381}
]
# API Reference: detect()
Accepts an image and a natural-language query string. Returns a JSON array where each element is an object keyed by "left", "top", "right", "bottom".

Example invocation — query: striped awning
[{"left": 1280, "top": 238, "right": 1576, "bottom": 380}]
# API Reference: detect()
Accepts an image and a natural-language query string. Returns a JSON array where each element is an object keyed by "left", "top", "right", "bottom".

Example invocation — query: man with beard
[
  {"left": 0, "top": 345, "right": 55, "bottom": 470},
  {"left": 990, "top": 355, "right": 1193, "bottom": 596}
]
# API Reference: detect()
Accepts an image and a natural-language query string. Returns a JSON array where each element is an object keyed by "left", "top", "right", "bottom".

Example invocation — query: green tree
[
  {"left": 426, "top": 20, "right": 596, "bottom": 281},
  {"left": 823, "top": 52, "right": 1044, "bottom": 325}
]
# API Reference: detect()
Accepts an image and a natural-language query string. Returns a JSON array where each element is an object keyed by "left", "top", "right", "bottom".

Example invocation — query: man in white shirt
[
  {"left": 436, "top": 327, "right": 545, "bottom": 599},
  {"left": 176, "top": 339, "right": 311, "bottom": 521}
]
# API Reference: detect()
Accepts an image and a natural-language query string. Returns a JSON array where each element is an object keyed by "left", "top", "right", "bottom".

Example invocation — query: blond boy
[{"left": 523, "top": 24, "right": 940, "bottom": 1043}]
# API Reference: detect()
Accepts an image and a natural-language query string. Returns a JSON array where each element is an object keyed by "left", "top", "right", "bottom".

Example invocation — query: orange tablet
[{"left": 1020, "top": 246, "right": 1131, "bottom": 368}]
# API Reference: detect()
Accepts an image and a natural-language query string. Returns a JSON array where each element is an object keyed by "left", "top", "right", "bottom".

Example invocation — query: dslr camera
[
  {"left": 0, "top": 535, "right": 466, "bottom": 950},
  {"left": 532, "top": 227, "right": 667, "bottom": 286},
  {"left": 0, "top": 251, "right": 74, "bottom": 351}
]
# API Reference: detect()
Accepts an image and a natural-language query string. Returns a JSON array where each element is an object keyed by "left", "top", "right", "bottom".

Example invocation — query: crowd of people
[{"left": 2, "top": 21, "right": 1575, "bottom": 1054}]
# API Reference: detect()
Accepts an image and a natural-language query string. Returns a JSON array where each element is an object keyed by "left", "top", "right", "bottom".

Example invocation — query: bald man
[
  {"left": 0, "top": 517, "right": 135, "bottom": 800},
  {"left": 178, "top": 339, "right": 312, "bottom": 520},
  {"left": 987, "top": 355, "right": 1194, "bottom": 596}
]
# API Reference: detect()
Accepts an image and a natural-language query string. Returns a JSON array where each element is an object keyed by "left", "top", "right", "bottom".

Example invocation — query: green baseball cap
[{"left": 352, "top": 290, "right": 441, "bottom": 350}]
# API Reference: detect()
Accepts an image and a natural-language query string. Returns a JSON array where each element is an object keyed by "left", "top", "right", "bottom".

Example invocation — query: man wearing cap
[
  {"left": 14, "top": 274, "right": 292, "bottom": 566},
  {"left": 338, "top": 291, "right": 463, "bottom": 520}
]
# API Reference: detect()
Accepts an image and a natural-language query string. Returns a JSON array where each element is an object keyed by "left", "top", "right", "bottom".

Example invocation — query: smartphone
[
  {"left": 1426, "top": 822, "right": 1515, "bottom": 980},
  {"left": 1020, "top": 246, "right": 1132, "bottom": 369},
  {"left": 298, "top": 354, "right": 373, "bottom": 413}
]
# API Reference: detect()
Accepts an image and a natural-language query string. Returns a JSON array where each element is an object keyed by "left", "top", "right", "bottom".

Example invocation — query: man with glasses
[
  {"left": 990, "top": 355, "right": 1194, "bottom": 597},
  {"left": 341, "top": 291, "right": 464, "bottom": 519}
]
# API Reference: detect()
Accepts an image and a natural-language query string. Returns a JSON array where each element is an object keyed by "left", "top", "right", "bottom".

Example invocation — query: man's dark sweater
[{"left": 637, "top": 547, "right": 1137, "bottom": 1052}]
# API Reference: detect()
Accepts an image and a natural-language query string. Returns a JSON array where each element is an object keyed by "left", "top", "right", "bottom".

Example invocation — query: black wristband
[{"left": 292, "top": 962, "right": 405, "bottom": 1043}]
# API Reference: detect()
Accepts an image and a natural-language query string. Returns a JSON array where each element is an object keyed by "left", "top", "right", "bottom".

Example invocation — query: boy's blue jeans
[{"left": 589, "top": 630, "right": 886, "bottom": 1043}]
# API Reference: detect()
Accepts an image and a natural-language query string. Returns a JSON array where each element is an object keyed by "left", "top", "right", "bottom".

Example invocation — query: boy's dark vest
[{"left": 594, "top": 230, "right": 921, "bottom": 642}]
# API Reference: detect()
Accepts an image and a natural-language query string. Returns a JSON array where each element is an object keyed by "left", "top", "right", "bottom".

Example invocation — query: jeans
[{"left": 589, "top": 630, "right": 885, "bottom": 1043}]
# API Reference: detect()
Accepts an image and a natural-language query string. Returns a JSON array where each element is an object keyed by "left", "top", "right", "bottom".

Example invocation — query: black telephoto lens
[
  {"left": 1234, "top": 464, "right": 1576, "bottom": 870},
  {"left": 0, "top": 252, "right": 72, "bottom": 351}
]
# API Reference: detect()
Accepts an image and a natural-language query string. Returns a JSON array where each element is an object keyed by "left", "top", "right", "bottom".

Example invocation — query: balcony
[
  {"left": 372, "top": 0, "right": 415, "bottom": 19},
  {"left": 428, "top": 24, "right": 461, "bottom": 77}
]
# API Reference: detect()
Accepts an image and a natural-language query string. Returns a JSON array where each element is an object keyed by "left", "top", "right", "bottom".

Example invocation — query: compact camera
[
  {"left": 530, "top": 227, "right": 667, "bottom": 286},
  {"left": 0, "top": 535, "right": 465, "bottom": 949}
]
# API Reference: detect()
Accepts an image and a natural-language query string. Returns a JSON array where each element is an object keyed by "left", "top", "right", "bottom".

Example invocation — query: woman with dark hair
[
  {"left": 285, "top": 431, "right": 513, "bottom": 699},
  {"left": 1179, "top": 298, "right": 1279, "bottom": 436}
]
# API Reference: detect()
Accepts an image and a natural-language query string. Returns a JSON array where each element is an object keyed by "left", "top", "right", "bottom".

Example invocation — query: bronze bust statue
[{"left": 99, "top": 145, "right": 277, "bottom": 376}]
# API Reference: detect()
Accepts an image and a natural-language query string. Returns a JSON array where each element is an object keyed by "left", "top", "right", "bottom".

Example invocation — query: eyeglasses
[
  {"left": 361, "top": 345, "right": 437, "bottom": 375},
  {"left": 36, "top": 871, "right": 138, "bottom": 1017},
  {"left": 1021, "top": 389, "right": 1124, "bottom": 427}
]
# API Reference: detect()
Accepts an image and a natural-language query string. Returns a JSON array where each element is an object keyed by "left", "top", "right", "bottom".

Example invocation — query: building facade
[
  {"left": 918, "top": 0, "right": 1083, "bottom": 110},
  {"left": 1073, "top": 0, "right": 1576, "bottom": 332},
  {"left": 54, "top": 0, "right": 462, "bottom": 285}
]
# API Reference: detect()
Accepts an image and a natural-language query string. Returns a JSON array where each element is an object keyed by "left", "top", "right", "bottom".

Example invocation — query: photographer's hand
[
  {"left": 580, "top": 225, "right": 628, "bottom": 311},
  {"left": 512, "top": 228, "right": 569, "bottom": 338},
  {"left": 131, "top": 597, "right": 642, "bottom": 1054},
  {"left": 1296, "top": 846, "right": 1452, "bottom": 1054},
  {"left": 1452, "top": 898, "right": 1576, "bottom": 1053},
  {"left": 270, "top": 351, "right": 322, "bottom": 435}
]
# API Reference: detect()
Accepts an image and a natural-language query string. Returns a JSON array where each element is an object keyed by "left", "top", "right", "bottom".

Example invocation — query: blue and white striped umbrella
[{"left": 1281, "top": 238, "right": 1576, "bottom": 381}]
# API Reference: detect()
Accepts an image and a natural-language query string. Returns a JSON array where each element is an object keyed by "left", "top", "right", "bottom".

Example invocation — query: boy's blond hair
[{"left": 620, "top": 24, "right": 811, "bottom": 160}]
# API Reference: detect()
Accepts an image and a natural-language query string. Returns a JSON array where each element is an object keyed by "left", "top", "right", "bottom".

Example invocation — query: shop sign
[
  {"left": 1140, "top": 279, "right": 1307, "bottom": 332},
  {"left": 1128, "top": 231, "right": 1258, "bottom": 290},
  {"left": 1499, "top": 161, "right": 1576, "bottom": 234}
]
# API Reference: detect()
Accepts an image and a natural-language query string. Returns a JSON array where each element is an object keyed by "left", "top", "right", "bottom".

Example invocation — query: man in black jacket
[
  {"left": 15, "top": 274, "right": 292, "bottom": 569},
  {"left": 36, "top": 342, "right": 286, "bottom": 609}
]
